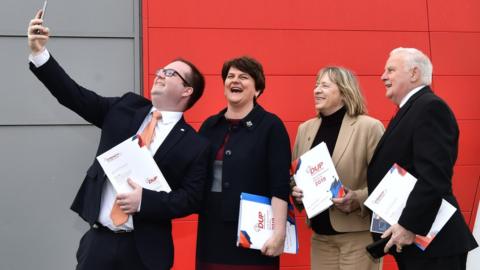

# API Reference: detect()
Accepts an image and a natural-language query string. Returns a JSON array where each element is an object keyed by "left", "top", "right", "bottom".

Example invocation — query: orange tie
[
  {"left": 110, "top": 111, "right": 162, "bottom": 226},
  {"left": 139, "top": 111, "right": 162, "bottom": 147}
]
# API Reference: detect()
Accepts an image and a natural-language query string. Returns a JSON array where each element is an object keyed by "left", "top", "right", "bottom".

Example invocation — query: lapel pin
[
  {"left": 246, "top": 121, "right": 253, "bottom": 128},
  {"left": 180, "top": 128, "right": 185, "bottom": 132}
]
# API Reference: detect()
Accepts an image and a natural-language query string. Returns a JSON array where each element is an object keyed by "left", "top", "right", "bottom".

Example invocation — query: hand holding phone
[
  {"left": 366, "top": 236, "right": 390, "bottom": 259},
  {"left": 28, "top": 1, "right": 50, "bottom": 54}
]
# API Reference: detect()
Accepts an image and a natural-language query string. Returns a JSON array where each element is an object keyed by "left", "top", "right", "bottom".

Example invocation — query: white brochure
[
  {"left": 237, "top": 193, "right": 298, "bottom": 254},
  {"left": 365, "top": 163, "right": 456, "bottom": 250},
  {"left": 96, "top": 135, "right": 171, "bottom": 194},
  {"left": 364, "top": 163, "right": 417, "bottom": 225},
  {"left": 291, "top": 142, "right": 345, "bottom": 219}
]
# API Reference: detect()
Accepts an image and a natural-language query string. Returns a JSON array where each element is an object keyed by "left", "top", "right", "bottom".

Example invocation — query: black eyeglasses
[{"left": 156, "top": 68, "right": 191, "bottom": 87}]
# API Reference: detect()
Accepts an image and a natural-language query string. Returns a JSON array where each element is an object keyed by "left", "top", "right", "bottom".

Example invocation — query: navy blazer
[
  {"left": 198, "top": 105, "right": 291, "bottom": 221},
  {"left": 367, "top": 86, "right": 477, "bottom": 258},
  {"left": 30, "top": 56, "right": 209, "bottom": 270}
]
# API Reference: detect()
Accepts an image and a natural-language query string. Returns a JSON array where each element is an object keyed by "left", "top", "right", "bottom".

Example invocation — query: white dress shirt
[
  {"left": 97, "top": 109, "right": 182, "bottom": 231},
  {"left": 399, "top": 85, "right": 426, "bottom": 108}
]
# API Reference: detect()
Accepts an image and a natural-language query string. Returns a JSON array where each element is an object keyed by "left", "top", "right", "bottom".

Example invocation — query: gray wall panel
[
  {"left": 0, "top": 0, "right": 141, "bottom": 269},
  {"left": 0, "top": 126, "right": 99, "bottom": 270},
  {"left": 0, "top": 37, "right": 136, "bottom": 125},
  {"left": 0, "top": 0, "right": 134, "bottom": 37}
]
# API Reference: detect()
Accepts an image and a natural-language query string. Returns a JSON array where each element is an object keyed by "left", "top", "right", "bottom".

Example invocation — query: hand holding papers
[
  {"left": 291, "top": 142, "right": 345, "bottom": 218},
  {"left": 237, "top": 193, "right": 298, "bottom": 254},
  {"left": 365, "top": 164, "right": 456, "bottom": 251},
  {"left": 97, "top": 135, "right": 171, "bottom": 194}
]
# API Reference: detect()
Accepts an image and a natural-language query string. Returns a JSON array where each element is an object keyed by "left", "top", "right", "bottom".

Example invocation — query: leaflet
[
  {"left": 291, "top": 142, "right": 345, "bottom": 219},
  {"left": 237, "top": 193, "right": 298, "bottom": 254},
  {"left": 96, "top": 135, "right": 171, "bottom": 194},
  {"left": 413, "top": 199, "right": 456, "bottom": 250},
  {"left": 364, "top": 164, "right": 417, "bottom": 225},
  {"left": 365, "top": 163, "right": 456, "bottom": 251},
  {"left": 370, "top": 212, "right": 391, "bottom": 234}
]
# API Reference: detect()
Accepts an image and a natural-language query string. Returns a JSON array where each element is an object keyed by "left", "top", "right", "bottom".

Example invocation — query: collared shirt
[
  {"left": 399, "top": 85, "right": 426, "bottom": 108},
  {"left": 30, "top": 50, "right": 183, "bottom": 231},
  {"left": 97, "top": 109, "right": 182, "bottom": 231}
]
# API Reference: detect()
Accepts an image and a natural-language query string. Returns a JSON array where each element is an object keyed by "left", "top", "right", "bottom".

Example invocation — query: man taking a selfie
[{"left": 27, "top": 9, "right": 209, "bottom": 270}]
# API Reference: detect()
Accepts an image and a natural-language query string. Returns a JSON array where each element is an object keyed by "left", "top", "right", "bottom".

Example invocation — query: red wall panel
[
  {"left": 457, "top": 120, "right": 480, "bottom": 166},
  {"left": 428, "top": 0, "right": 480, "bottom": 32},
  {"left": 453, "top": 166, "right": 480, "bottom": 212},
  {"left": 430, "top": 32, "right": 480, "bottom": 75},
  {"left": 147, "top": 0, "right": 428, "bottom": 31},
  {"left": 142, "top": 1, "right": 480, "bottom": 269},
  {"left": 383, "top": 255, "right": 399, "bottom": 270},
  {"left": 146, "top": 28, "right": 430, "bottom": 77},
  {"left": 285, "top": 122, "right": 302, "bottom": 148},
  {"left": 171, "top": 220, "right": 198, "bottom": 270},
  {"left": 434, "top": 76, "right": 480, "bottom": 120}
]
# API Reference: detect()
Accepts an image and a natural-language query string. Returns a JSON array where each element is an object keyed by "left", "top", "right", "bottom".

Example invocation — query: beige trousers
[{"left": 310, "top": 231, "right": 382, "bottom": 270}]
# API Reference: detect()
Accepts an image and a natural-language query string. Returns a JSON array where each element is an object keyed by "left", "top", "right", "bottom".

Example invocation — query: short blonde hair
[{"left": 316, "top": 66, "right": 366, "bottom": 116}]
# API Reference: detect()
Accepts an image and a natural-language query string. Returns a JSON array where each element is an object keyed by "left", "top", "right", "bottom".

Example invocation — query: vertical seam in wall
[
  {"left": 142, "top": 0, "right": 150, "bottom": 97},
  {"left": 425, "top": 0, "right": 433, "bottom": 66},
  {"left": 469, "top": 176, "right": 480, "bottom": 226},
  {"left": 137, "top": 0, "right": 142, "bottom": 95}
]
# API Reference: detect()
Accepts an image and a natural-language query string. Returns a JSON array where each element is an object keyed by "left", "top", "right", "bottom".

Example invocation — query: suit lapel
[
  {"left": 332, "top": 115, "right": 355, "bottom": 166},
  {"left": 303, "top": 118, "right": 321, "bottom": 154},
  {"left": 153, "top": 117, "right": 188, "bottom": 162},
  {"left": 372, "top": 86, "right": 431, "bottom": 159},
  {"left": 129, "top": 105, "right": 152, "bottom": 135}
]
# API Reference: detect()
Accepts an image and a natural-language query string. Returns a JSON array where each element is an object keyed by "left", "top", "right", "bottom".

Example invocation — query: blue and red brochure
[{"left": 237, "top": 192, "right": 298, "bottom": 254}]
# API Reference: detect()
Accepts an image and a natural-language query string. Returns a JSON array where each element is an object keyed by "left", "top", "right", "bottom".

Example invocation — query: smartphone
[
  {"left": 365, "top": 236, "right": 390, "bottom": 259},
  {"left": 39, "top": 1, "right": 48, "bottom": 20},
  {"left": 34, "top": 1, "right": 47, "bottom": 34}
]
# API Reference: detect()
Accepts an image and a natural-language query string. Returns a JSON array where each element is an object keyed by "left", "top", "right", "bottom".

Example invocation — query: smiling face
[
  {"left": 150, "top": 61, "right": 193, "bottom": 111},
  {"left": 224, "top": 67, "right": 258, "bottom": 109},
  {"left": 381, "top": 53, "right": 416, "bottom": 105},
  {"left": 313, "top": 73, "right": 345, "bottom": 116}
]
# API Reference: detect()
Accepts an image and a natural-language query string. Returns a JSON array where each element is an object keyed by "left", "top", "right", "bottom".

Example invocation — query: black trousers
[
  {"left": 394, "top": 252, "right": 467, "bottom": 270},
  {"left": 76, "top": 226, "right": 148, "bottom": 270}
]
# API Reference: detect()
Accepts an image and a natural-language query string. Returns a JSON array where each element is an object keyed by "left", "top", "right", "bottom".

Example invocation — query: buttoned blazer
[
  {"left": 198, "top": 105, "right": 292, "bottom": 221},
  {"left": 367, "top": 86, "right": 477, "bottom": 257},
  {"left": 30, "top": 56, "right": 209, "bottom": 270},
  {"left": 292, "top": 113, "right": 384, "bottom": 232}
]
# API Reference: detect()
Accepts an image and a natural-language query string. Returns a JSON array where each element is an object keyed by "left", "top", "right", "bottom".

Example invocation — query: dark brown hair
[{"left": 221, "top": 56, "right": 266, "bottom": 98}]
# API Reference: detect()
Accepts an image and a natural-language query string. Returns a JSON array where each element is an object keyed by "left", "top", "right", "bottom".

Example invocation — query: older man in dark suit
[
  {"left": 367, "top": 47, "right": 477, "bottom": 270},
  {"left": 28, "top": 10, "right": 209, "bottom": 270}
]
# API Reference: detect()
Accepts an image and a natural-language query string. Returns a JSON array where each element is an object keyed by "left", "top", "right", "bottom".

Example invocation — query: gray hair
[{"left": 390, "top": 47, "right": 433, "bottom": 85}]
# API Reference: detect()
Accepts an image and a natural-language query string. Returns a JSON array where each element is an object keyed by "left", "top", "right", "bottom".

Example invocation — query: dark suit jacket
[
  {"left": 367, "top": 86, "right": 477, "bottom": 258},
  {"left": 30, "top": 56, "right": 209, "bottom": 270},
  {"left": 198, "top": 105, "right": 291, "bottom": 221}
]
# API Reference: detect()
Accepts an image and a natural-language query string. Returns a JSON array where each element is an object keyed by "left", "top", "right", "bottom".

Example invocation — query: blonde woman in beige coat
[{"left": 291, "top": 67, "right": 384, "bottom": 270}]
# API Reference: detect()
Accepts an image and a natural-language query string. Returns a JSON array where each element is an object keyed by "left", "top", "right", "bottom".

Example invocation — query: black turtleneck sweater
[{"left": 310, "top": 106, "right": 346, "bottom": 235}]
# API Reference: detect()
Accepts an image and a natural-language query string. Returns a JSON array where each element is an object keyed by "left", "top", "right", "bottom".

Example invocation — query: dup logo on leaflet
[
  {"left": 306, "top": 161, "right": 325, "bottom": 176},
  {"left": 254, "top": 211, "right": 265, "bottom": 232}
]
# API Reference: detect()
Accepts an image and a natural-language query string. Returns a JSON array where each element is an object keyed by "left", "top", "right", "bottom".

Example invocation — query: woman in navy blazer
[{"left": 195, "top": 56, "right": 291, "bottom": 269}]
